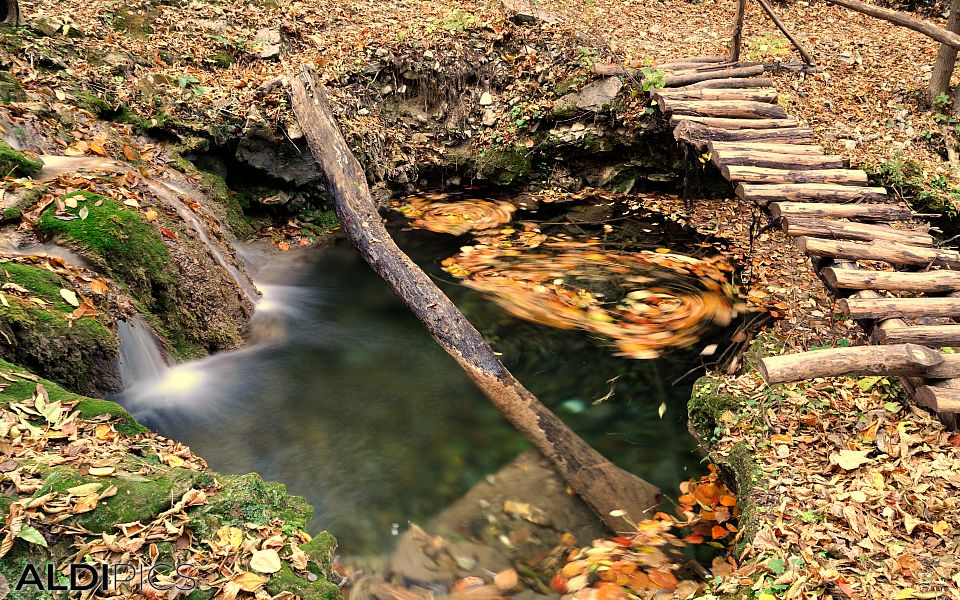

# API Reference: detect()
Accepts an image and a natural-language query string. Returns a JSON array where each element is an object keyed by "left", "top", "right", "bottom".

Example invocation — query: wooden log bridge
[{"left": 651, "top": 58, "right": 960, "bottom": 419}]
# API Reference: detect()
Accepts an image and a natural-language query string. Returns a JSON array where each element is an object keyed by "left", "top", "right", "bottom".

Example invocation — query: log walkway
[{"left": 642, "top": 56, "right": 960, "bottom": 421}]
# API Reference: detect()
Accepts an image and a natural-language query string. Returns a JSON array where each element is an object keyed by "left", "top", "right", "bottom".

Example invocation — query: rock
[
  {"left": 101, "top": 51, "right": 135, "bottom": 75},
  {"left": 479, "top": 92, "right": 494, "bottom": 106},
  {"left": 502, "top": 0, "right": 560, "bottom": 24},
  {"left": 481, "top": 109, "right": 497, "bottom": 126},
  {"left": 235, "top": 108, "right": 322, "bottom": 187},
  {"left": 27, "top": 16, "right": 60, "bottom": 37},
  {"left": 575, "top": 77, "right": 623, "bottom": 112},
  {"left": 253, "top": 28, "right": 281, "bottom": 59}
]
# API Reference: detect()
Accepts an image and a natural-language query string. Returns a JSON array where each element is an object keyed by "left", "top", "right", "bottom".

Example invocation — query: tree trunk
[
  {"left": 729, "top": 0, "right": 748, "bottom": 62},
  {"left": 713, "top": 151, "right": 843, "bottom": 170},
  {"left": 659, "top": 98, "right": 789, "bottom": 119},
  {"left": 723, "top": 166, "right": 868, "bottom": 185},
  {"left": 673, "top": 120, "right": 816, "bottom": 144},
  {"left": 915, "top": 385, "right": 960, "bottom": 413},
  {"left": 783, "top": 218, "right": 933, "bottom": 246},
  {"left": 825, "top": 0, "right": 960, "bottom": 49},
  {"left": 758, "top": 343, "right": 945, "bottom": 384},
  {"left": 1, "top": 0, "right": 19, "bottom": 25},
  {"left": 709, "top": 141, "right": 825, "bottom": 155},
  {"left": 288, "top": 65, "right": 661, "bottom": 530},
  {"left": 736, "top": 182, "right": 888, "bottom": 204},
  {"left": 839, "top": 296, "right": 960, "bottom": 320},
  {"left": 679, "top": 76, "right": 776, "bottom": 89},
  {"left": 928, "top": 0, "right": 960, "bottom": 102},
  {"left": 671, "top": 115, "right": 798, "bottom": 130},
  {"left": 821, "top": 266, "right": 960, "bottom": 292},
  {"left": 769, "top": 201, "right": 911, "bottom": 221},
  {"left": 654, "top": 88, "right": 779, "bottom": 102},
  {"left": 876, "top": 325, "right": 960, "bottom": 346},
  {"left": 795, "top": 236, "right": 960, "bottom": 268}
]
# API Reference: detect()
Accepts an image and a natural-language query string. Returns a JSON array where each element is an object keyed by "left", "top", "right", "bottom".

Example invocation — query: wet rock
[
  {"left": 254, "top": 28, "right": 281, "bottom": 59},
  {"left": 235, "top": 108, "right": 321, "bottom": 187},
  {"left": 573, "top": 77, "right": 623, "bottom": 112},
  {"left": 502, "top": 0, "right": 560, "bottom": 24}
]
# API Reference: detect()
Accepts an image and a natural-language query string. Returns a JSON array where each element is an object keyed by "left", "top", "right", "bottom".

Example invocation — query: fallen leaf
[
  {"left": 88, "top": 466, "right": 115, "bottom": 477},
  {"left": 250, "top": 548, "right": 281, "bottom": 573},
  {"left": 830, "top": 449, "right": 872, "bottom": 470},
  {"left": 232, "top": 571, "right": 267, "bottom": 592},
  {"left": 59, "top": 288, "right": 80, "bottom": 307}
]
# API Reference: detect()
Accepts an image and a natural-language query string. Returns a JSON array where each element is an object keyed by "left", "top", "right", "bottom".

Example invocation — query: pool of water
[{"left": 119, "top": 207, "right": 727, "bottom": 556}]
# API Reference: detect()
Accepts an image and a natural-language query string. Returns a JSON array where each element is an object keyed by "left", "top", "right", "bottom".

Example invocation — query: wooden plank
[
  {"left": 660, "top": 55, "right": 729, "bottom": 65},
  {"left": 660, "top": 98, "right": 789, "bottom": 119},
  {"left": 654, "top": 88, "right": 778, "bottom": 103},
  {"left": 877, "top": 325, "right": 960, "bottom": 347},
  {"left": 664, "top": 65, "right": 766, "bottom": 86},
  {"left": 758, "top": 343, "right": 945, "bottom": 384},
  {"left": 770, "top": 202, "right": 911, "bottom": 222},
  {"left": 671, "top": 115, "right": 798, "bottom": 130},
  {"left": 840, "top": 297, "right": 960, "bottom": 320},
  {"left": 723, "top": 166, "right": 868, "bottom": 185},
  {"left": 821, "top": 267, "right": 960, "bottom": 292},
  {"left": 795, "top": 236, "right": 960, "bottom": 269},
  {"left": 914, "top": 385, "right": 960, "bottom": 413},
  {"left": 678, "top": 77, "right": 776, "bottom": 90},
  {"left": 737, "top": 183, "right": 888, "bottom": 204},
  {"left": 711, "top": 150, "right": 842, "bottom": 170},
  {"left": 783, "top": 217, "right": 933, "bottom": 246},
  {"left": 674, "top": 120, "right": 816, "bottom": 143},
  {"left": 709, "top": 141, "right": 825, "bottom": 155}
]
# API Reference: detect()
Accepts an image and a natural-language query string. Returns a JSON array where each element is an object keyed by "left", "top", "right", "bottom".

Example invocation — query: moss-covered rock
[
  {"left": 0, "top": 262, "right": 120, "bottom": 394},
  {"left": 0, "top": 140, "right": 42, "bottom": 177},
  {"left": 189, "top": 473, "right": 313, "bottom": 537},
  {"left": 0, "top": 71, "right": 26, "bottom": 103},
  {"left": 196, "top": 171, "right": 252, "bottom": 237},
  {"left": 477, "top": 146, "right": 531, "bottom": 186}
]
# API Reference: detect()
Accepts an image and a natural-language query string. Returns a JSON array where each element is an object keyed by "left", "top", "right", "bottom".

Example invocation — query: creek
[{"left": 115, "top": 199, "right": 732, "bottom": 557}]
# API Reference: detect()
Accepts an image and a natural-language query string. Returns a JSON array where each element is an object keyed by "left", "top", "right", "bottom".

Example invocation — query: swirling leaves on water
[
  {"left": 395, "top": 195, "right": 517, "bottom": 235},
  {"left": 442, "top": 227, "right": 738, "bottom": 359}
]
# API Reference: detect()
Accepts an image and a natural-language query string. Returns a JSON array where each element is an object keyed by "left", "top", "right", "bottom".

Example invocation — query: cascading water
[{"left": 117, "top": 315, "right": 169, "bottom": 388}]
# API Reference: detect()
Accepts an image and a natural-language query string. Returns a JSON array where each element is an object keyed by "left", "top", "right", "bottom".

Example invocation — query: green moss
[
  {"left": 718, "top": 444, "right": 762, "bottom": 555},
  {"left": 688, "top": 374, "right": 740, "bottom": 437},
  {"left": 197, "top": 171, "right": 251, "bottom": 237},
  {"left": 74, "top": 90, "right": 113, "bottom": 117},
  {"left": 0, "top": 140, "right": 42, "bottom": 177},
  {"left": 110, "top": 7, "right": 158, "bottom": 37},
  {"left": 0, "top": 71, "right": 26, "bottom": 103},
  {"left": 478, "top": 146, "right": 531, "bottom": 186},
  {"left": 1, "top": 186, "right": 45, "bottom": 223},
  {"left": 37, "top": 192, "right": 173, "bottom": 307},
  {"left": 189, "top": 473, "right": 313, "bottom": 538},
  {"left": 210, "top": 51, "right": 235, "bottom": 68},
  {"left": 265, "top": 564, "right": 341, "bottom": 600}
]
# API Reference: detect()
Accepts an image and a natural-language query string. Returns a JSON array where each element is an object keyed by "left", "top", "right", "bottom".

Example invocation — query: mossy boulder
[
  {"left": 477, "top": 146, "right": 531, "bottom": 186},
  {"left": 0, "top": 261, "right": 120, "bottom": 395},
  {"left": 0, "top": 71, "right": 26, "bottom": 103},
  {"left": 0, "top": 140, "right": 42, "bottom": 177},
  {"left": 190, "top": 473, "right": 313, "bottom": 537}
]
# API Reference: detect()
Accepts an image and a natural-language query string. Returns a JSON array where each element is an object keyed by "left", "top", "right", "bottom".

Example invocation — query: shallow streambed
[{"left": 117, "top": 203, "right": 729, "bottom": 557}]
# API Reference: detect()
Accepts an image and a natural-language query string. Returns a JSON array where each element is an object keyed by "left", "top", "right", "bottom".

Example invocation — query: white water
[{"left": 117, "top": 315, "right": 169, "bottom": 388}]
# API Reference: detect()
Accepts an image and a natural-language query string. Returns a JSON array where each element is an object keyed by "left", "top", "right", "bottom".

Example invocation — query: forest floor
[{"left": 3, "top": 0, "right": 960, "bottom": 599}]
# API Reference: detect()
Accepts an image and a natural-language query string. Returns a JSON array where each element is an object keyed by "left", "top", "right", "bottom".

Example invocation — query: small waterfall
[{"left": 117, "top": 316, "right": 169, "bottom": 388}]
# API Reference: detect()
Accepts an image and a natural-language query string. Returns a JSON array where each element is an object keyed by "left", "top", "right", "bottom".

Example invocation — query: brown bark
[
  {"left": 680, "top": 76, "right": 776, "bottom": 89},
  {"left": 769, "top": 201, "right": 911, "bottom": 221},
  {"left": 821, "top": 267, "right": 960, "bottom": 292},
  {"left": 729, "top": 0, "right": 748, "bottom": 62},
  {"left": 795, "top": 236, "right": 960, "bottom": 268},
  {"left": 659, "top": 98, "right": 788, "bottom": 118},
  {"left": 928, "top": 0, "right": 960, "bottom": 102},
  {"left": 673, "top": 120, "right": 816, "bottom": 143},
  {"left": 288, "top": 65, "right": 661, "bottom": 529},
  {"left": 839, "top": 296, "right": 960, "bottom": 320},
  {"left": 671, "top": 115, "right": 798, "bottom": 130},
  {"left": 723, "top": 166, "right": 868, "bottom": 185},
  {"left": 709, "top": 141, "right": 825, "bottom": 155},
  {"left": 915, "top": 385, "right": 960, "bottom": 413},
  {"left": 711, "top": 150, "right": 841, "bottom": 170},
  {"left": 755, "top": 0, "right": 817, "bottom": 64},
  {"left": 876, "top": 325, "right": 960, "bottom": 346},
  {"left": 736, "top": 182, "right": 888, "bottom": 204},
  {"left": 825, "top": 0, "right": 960, "bottom": 49},
  {"left": 784, "top": 218, "right": 933, "bottom": 246},
  {"left": 662, "top": 64, "right": 766, "bottom": 87},
  {"left": 661, "top": 56, "right": 728, "bottom": 65},
  {"left": 655, "top": 88, "right": 778, "bottom": 102},
  {"left": 758, "top": 343, "right": 945, "bottom": 384}
]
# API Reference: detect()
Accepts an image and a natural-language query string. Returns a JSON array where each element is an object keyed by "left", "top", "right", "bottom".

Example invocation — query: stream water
[{"left": 115, "top": 214, "right": 728, "bottom": 558}]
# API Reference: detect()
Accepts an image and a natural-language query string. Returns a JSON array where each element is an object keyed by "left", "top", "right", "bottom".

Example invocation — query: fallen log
[
  {"left": 770, "top": 201, "right": 912, "bottom": 222},
  {"left": 655, "top": 88, "right": 779, "bottom": 103},
  {"left": 679, "top": 76, "right": 776, "bottom": 89},
  {"left": 924, "top": 353, "right": 960, "bottom": 378},
  {"left": 876, "top": 325, "right": 960, "bottom": 346},
  {"left": 840, "top": 296, "right": 960, "bottom": 320},
  {"left": 663, "top": 64, "right": 766, "bottom": 87},
  {"left": 914, "top": 385, "right": 960, "bottom": 413},
  {"left": 825, "top": 0, "right": 960, "bottom": 50},
  {"left": 288, "top": 65, "right": 660, "bottom": 529},
  {"left": 795, "top": 236, "right": 960, "bottom": 269},
  {"left": 660, "top": 98, "right": 789, "bottom": 119},
  {"left": 711, "top": 150, "right": 841, "bottom": 170},
  {"left": 758, "top": 343, "right": 944, "bottom": 384},
  {"left": 671, "top": 115, "right": 798, "bottom": 130},
  {"left": 723, "top": 166, "right": 868, "bottom": 185},
  {"left": 783, "top": 218, "right": 933, "bottom": 246},
  {"left": 674, "top": 120, "right": 815, "bottom": 144},
  {"left": 821, "top": 267, "right": 960, "bottom": 292},
  {"left": 709, "top": 141, "right": 825, "bottom": 155},
  {"left": 662, "top": 55, "right": 728, "bottom": 64},
  {"left": 736, "top": 183, "right": 888, "bottom": 204}
]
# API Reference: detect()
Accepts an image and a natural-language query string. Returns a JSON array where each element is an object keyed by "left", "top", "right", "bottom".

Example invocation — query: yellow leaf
[
  {"left": 66, "top": 482, "right": 103, "bottom": 496},
  {"left": 0, "top": 293, "right": 8, "bottom": 307},
  {"left": 893, "top": 589, "right": 915, "bottom": 599},
  {"left": 758, "top": 594, "right": 776, "bottom": 600},
  {"left": 145, "top": 209, "right": 158, "bottom": 222},
  {"left": 59, "top": 288, "right": 80, "bottom": 307},
  {"left": 232, "top": 571, "right": 267, "bottom": 592},
  {"left": 88, "top": 466, "right": 115, "bottom": 477},
  {"left": 64, "top": 196, "right": 78, "bottom": 209},
  {"left": 88, "top": 143, "right": 107, "bottom": 157},
  {"left": 655, "top": 247, "right": 671, "bottom": 253},
  {"left": 216, "top": 526, "right": 244, "bottom": 549},
  {"left": 250, "top": 548, "right": 281, "bottom": 573},
  {"left": 829, "top": 449, "right": 872, "bottom": 470},
  {"left": 74, "top": 493, "right": 99, "bottom": 513}
]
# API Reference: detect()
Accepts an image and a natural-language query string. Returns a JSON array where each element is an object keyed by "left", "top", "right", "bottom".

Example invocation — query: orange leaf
[
  {"left": 596, "top": 582, "right": 628, "bottom": 600},
  {"left": 711, "top": 525, "right": 728, "bottom": 540},
  {"left": 683, "top": 534, "right": 704, "bottom": 544},
  {"left": 160, "top": 228, "right": 177, "bottom": 240},
  {"left": 678, "top": 494, "right": 696, "bottom": 506},
  {"left": 646, "top": 569, "right": 677, "bottom": 591},
  {"left": 123, "top": 145, "right": 139, "bottom": 161},
  {"left": 719, "top": 495, "right": 737, "bottom": 507},
  {"left": 89, "top": 279, "right": 109, "bottom": 294}
]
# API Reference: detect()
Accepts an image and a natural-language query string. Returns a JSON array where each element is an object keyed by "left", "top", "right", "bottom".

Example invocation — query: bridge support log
[
  {"left": 770, "top": 202, "right": 912, "bottom": 222},
  {"left": 758, "top": 344, "right": 946, "bottom": 384},
  {"left": 821, "top": 267, "right": 960, "bottom": 292},
  {"left": 795, "top": 236, "right": 960, "bottom": 269},
  {"left": 737, "top": 183, "right": 888, "bottom": 204},
  {"left": 783, "top": 218, "right": 933, "bottom": 246},
  {"left": 840, "top": 297, "right": 960, "bottom": 320}
]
